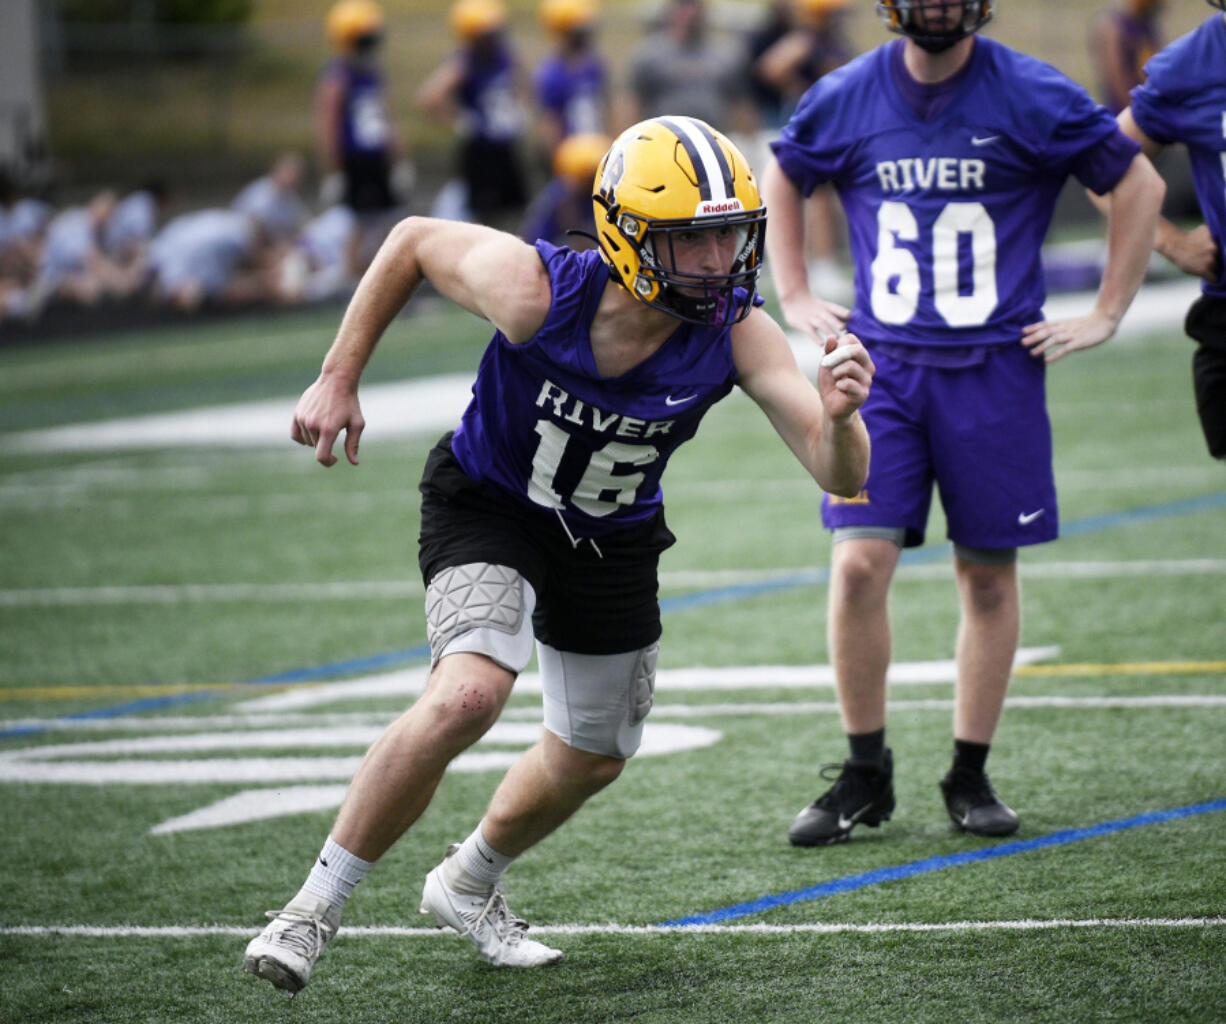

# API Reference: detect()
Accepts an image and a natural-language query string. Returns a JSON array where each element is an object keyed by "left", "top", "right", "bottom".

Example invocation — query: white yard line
[{"left": 3, "top": 917, "right": 1222, "bottom": 939}]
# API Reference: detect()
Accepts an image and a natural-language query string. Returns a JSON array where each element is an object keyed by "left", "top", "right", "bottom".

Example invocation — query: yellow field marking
[{"left": 1015, "top": 661, "right": 1226, "bottom": 678}]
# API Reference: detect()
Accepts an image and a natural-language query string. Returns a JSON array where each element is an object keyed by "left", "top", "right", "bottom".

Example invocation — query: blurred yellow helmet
[
  {"left": 539, "top": 0, "right": 599, "bottom": 35},
  {"left": 793, "top": 0, "right": 849, "bottom": 27},
  {"left": 325, "top": 0, "right": 385, "bottom": 51},
  {"left": 553, "top": 132, "right": 611, "bottom": 185},
  {"left": 449, "top": 0, "right": 508, "bottom": 40}
]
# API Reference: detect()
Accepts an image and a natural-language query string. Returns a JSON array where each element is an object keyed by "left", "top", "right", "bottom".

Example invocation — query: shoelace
[
  {"left": 262, "top": 910, "right": 328, "bottom": 961},
  {"left": 813, "top": 760, "right": 880, "bottom": 809},
  {"left": 464, "top": 885, "right": 529, "bottom": 947}
]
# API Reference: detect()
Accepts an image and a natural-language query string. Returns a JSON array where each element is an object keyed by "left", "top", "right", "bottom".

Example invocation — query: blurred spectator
[
  {"left": 417, "top": 0, "right": 529, "bottom": 227},
  {"left": 1088, "top": 0, "right": 1166, "bottom": 114},
  {"left": 316, "top": 0, "right": 413, "bottom": 216},
  {"left": 20, "top": 192, "right": 146, "bottom": 319},
  {"left": 0, "top": 173, "right": 53, "bottom": 288},
  {"left": 278, "top": 204, "right": 361, "bottom": 304},
  {"left": 232, "top": 153, "right": 310, "bottom": 243},
  {"left": 534, "top": 0, "right": 609, "bottom": 159},
  {"left": 520, "top": 131, "right": 609, "bottom": 247},
  {"left": 621, "top": 0, "right": 753, "bottom": 134},
  {"left": 746, "top": 2, "right": 796, "bottom": 131},
  {"left": 149, "top": 209, "right": 279, "bottom": 312},
  {"left": 104, "top": 180, "right": 172, "bottom": 269}
]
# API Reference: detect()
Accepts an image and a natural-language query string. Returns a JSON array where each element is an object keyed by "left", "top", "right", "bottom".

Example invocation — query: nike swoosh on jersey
[
  {"left": 665, "top": 393, "right": 698, "bottom": 406},
  {"left": 971, "top": 135, "right": 1000, "bottom": 146},
  {"left": 1017, "top": 509, "right": 1046, "bottom": 525}
]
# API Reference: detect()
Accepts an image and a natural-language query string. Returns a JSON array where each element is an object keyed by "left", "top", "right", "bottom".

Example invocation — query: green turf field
[{"left": 1, "top": 296, "right": 1223, "bottom": 1023}]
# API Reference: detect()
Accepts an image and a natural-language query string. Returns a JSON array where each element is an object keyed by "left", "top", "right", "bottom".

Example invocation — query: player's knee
[
  {"left": 956, "top": 562, "right": 1015, "bottom": 616},
  {"left": 833, "top": 548, "right": 893, "bottom": 606},
  {"left": 421, "top": 655, "right": 512, "bottom": 742}
]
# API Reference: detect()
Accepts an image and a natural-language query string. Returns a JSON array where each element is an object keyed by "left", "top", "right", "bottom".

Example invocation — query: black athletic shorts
[
  {"left": 1184, "top": 294, "right": 1226, "bottom": 459},
  {"left": 343, "top": 153, "right": 395, "bottom": 213},
  {"left": 417, "top": 434, "right": 676, "bottom": 655},
  {"left": 459, "top": 137, "right": 528, "bottom": 219}
]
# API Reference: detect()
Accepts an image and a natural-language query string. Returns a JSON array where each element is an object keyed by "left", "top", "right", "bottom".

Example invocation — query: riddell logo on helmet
[{"left": 695, "top": 199, "right": 745, "bottom": 216}]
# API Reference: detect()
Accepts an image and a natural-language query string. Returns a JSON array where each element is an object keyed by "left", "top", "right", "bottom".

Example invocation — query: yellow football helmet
[
  {"left": 540, "top": 0, "right": 599, "bottom": 35},
  {"left": 593, "top": 116, "right": 766, "bottom": 327},
  {"left": 875, "top": 1, "right": 992, "bottom": 52},
  {"left": 554, "top": 132, "right": 612, "bottom": 185},
  {"left": 793, "top": 0, "right": 849, "bottom": 28},
  {"left": 325, "top": 0, "right": 385, "bottom": 52},
  {"left": 449, "top": 0, "right": 508, "bottom": 40}
]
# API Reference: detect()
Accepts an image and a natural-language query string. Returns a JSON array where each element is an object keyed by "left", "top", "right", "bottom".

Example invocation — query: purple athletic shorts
[{"left": 822, "top": 341, "right": 1059, "bottom": 549}]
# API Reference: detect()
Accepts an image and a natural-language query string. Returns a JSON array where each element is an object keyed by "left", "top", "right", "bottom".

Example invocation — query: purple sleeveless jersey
[{"left": 451, "top": 241, "right": 741, "bottom": 538}]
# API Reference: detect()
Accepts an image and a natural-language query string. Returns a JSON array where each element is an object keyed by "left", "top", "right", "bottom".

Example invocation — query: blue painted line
[
  {"left": 250, "top": 645, "right": 431, "bottom": 685},
  {"left": 6, "top": 488, "right": 1224, "bottom": 738},
  {"left": 659, "top": 797, "right": 1226, "bottom": 927}
]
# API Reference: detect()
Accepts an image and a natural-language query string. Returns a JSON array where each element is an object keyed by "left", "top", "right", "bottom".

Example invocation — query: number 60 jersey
[
  {"left": 450, "top": 240, "right": 744, "bottom": 538},
  {"left": 772, "top": 36, "right": 1141, "bottom": 349}
]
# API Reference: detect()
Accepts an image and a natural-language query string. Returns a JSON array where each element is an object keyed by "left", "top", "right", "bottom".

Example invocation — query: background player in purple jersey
[
  {"left": 417, "top": 0, "right": 530, "bottom": 228},
  {"left": 762, "top": 0, "right": 1165, "bottom": 846},
  {"left": 243, "top": 116, "right": 873, "bottom": 995},
  {"left": 1088, "top": 0, "right": 1166, "bottom": 115},
  {"left": 534, "top": 0, "right": 609, "bottom": 159},
  {"left": 315, "top": 1, "right": 413, "bottom": 218},
  {"left": 1100, "top": 0, "right": 1226, "bottom": 459}
]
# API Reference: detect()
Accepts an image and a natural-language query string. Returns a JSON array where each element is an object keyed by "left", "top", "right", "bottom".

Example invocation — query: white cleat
[
  {"left": 243, "top": 894, "right": 341, "bottom": 995},
  {"left": 419, "top": 846, "right": 564, "bottom": 968}
]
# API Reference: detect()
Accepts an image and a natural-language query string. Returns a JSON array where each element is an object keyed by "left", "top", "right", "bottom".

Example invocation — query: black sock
[
  {"left": 952, "top": 739, "right": 990, "bottom": 776},
  {"left": 848, "top": 728, "right": 886, "bottom": 767}
]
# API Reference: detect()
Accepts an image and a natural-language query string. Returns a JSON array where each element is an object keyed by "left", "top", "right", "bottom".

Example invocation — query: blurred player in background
[
  {"left": 622, "top": 0, "right": 754, "bottom": 136},
  {"left": 534, "top": 0, "right": 609, "bottom": 161},
  {"left": 417, "top": 0, "right": 529, "bottom": 228},
  {"left": 752, "top": 0, "right": 854, "bottom": 302},
  {"left": 243, "top": 116, "right": 872, "bottom": 995},
  {"left": 763, "top": 0, "right": 1165, "bottom": 846},
  {"left": 1104, "top": 0, "right": 1226, "bottom": 458},
  {"left": 1088, "top": 0, "right": 1165, "bottom": 114},
  {"left": 520, "top": 130, "right": 609, "bottom": 247},
  {"left": 316, "top": 1, "right": 413, "bottom": 230}
]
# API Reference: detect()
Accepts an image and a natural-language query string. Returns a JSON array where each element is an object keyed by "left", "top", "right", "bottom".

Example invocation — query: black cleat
[
  {"left": 788, "top": 749, "right": 895, "bottom": 846},
  {"left": 939, "top": 767, "right": 1019, "bottom": 837}
]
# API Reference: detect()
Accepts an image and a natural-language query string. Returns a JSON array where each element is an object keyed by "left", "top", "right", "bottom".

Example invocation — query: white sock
[
  {"left": 445, "top": 823, "right": 517, "bottom": 892},
  {"left": 299, "top": 835, "right": 374, "bottom": 907}
]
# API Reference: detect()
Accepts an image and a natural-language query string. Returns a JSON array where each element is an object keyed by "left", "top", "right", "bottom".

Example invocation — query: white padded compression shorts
[
  {"left": 537, "top": 641, "right": 658, "bottom": 759},
  {"left": 425, "top": 563, "right": 537, "bottom": 672}
]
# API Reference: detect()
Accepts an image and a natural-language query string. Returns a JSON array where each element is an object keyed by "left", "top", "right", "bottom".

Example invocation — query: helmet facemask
[
  {"left": 632, "top": 215, "right": 765, "bottom": 326},
  {"left": 876, "top": 0, "right": 992, "bottom": 53}
]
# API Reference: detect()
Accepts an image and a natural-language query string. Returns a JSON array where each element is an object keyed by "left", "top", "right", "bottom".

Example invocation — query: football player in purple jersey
[
  {"left": 762, "top": 0, "right": 1165, "bottom": 845},
  {"left": 1088, "top": 0, "right": 1166, "bottom": 115},
  {"left": 243, "top": 116, "right": 873, "bottom": 993},
  {"left": 1101, "top": 0, "right": 1226, "bottom": 458}
]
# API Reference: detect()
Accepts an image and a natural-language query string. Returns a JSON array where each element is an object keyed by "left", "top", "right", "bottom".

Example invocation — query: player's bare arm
[
  {"left": 1095, "top": 109, "right": 1223, "bottom": 283},
  {"left": 732, "top": 307, "right": 872, "bottom": 497},
  {"left": 761, "top": 158, "right": 850, "bottom": 343},
  {"left": 292, "top": 218, "right": 551, "bottom": 466},
  {"left": 1022, "top": 151, "right": 1165, "bottom": 362}
]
